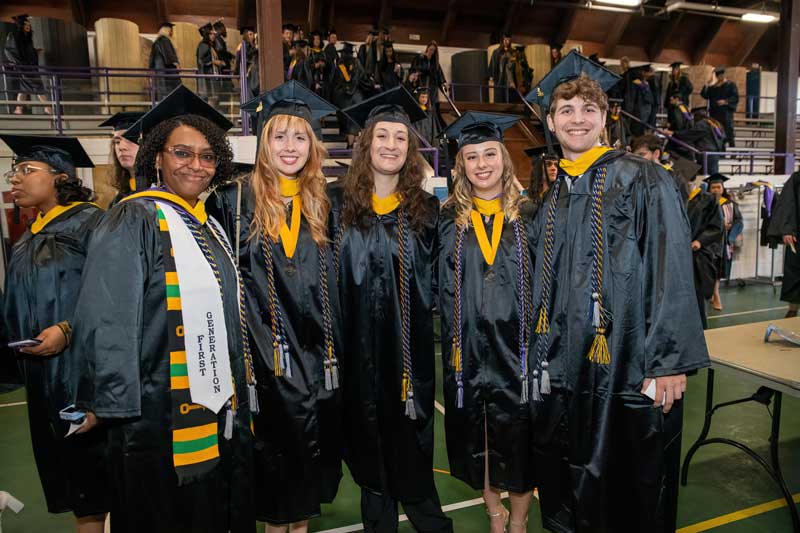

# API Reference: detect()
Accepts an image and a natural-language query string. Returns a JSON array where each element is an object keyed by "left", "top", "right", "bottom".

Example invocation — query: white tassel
[
  {"left": 592, "top": 292, "right": 601, "bottom": 328},
  {"left": 331, "top": 361, "right": 340, "bottom": 389},
  {"left": 282, "top": 342, "right": 292, "bottom": 378},
  {"left": 540, "top": 362, "right": 551, "bottom": 395},
  {"left": 224, "top": 408, "right": 233, "bottom": 440},
  {"left": 405, "top": 389, "right": 417, "bottom": 420},
  {"left": 520, "top": 376, "right": 529, "bottom": 404},
  {"left": 324, "top": 363, "right": 332, "bottom": 391},
  {"left": 531, "top": 371, "right": 542, "bottom": 402},
  {"left": 248, "top": 384, "right": 259, "bottom": 414}
]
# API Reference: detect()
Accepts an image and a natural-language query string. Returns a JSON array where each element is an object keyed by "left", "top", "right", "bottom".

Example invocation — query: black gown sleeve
[
  {"left": 73, "top": 202, "right": 159, "bottom": 418},
  {"left": 638, "top": 164, "right": 710, "bottom": 377},
  {"left": 767, "top": 173, "right": 799, "bottom": 238}
]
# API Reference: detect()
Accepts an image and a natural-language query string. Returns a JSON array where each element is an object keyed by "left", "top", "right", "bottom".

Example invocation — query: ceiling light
[
  {"left": 595, "top": 0, "right": 643, "bottom": 6},
  {"left": 741, "top": 12, "right": 777, "bottom": 23}
]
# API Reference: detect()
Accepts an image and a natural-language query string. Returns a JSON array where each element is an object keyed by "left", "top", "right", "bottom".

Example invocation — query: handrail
[
  {"left": 619, "top": 109, "right": 701, "bottom": 155},
  {"left": 439, "top": 83, "right": 462, "bottom": 117},
  {"left": 515, "top": 88, "right": 542, "bottom": 123}
]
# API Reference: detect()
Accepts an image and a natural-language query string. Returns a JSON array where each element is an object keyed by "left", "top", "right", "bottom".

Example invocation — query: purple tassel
[{"left": 456, "top": 382, "right": 464, "bottom": 408}]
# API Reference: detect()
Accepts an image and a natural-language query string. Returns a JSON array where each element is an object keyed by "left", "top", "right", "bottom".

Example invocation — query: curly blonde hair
[
  {"left": 443, "top": 142, "right": 526, "bottom": 227},
  {"left": 250, "top": 114, "right": 330, "bottom": 245}
]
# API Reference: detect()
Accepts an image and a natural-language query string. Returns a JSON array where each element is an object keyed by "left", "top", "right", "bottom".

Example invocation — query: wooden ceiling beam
[
  {"left": 692, "top": 18, "right": 725, "bottom": 64},
  {"left": 552, "top": 0, "right": 579, "bottom": 45},
  {"left": 647, "top": 12, "right": 683, "bottom": 61},
  {"left": 604, "top": 13, "right": 631, "bottom": 58},
  {"left": 731, "top": 24, "right": 770, "bottom": 66},
  {"left": 440, "top": 0, "right": 458, "bottom": 44}
]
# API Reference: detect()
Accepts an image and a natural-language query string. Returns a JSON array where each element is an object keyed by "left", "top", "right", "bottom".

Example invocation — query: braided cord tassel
[
  {"left": 536, "top": 181, "right": 561, "bottom": 335},
  {"left": 318, "top": 245, "right": 339, "bottom": 390},
  {"left": 261, "top": 237, "right": 292, "bottom": 377},
  {"left": 452, "top": 225, "right": 466, "bottom": 409},
  {"left": 206, "top": 220, "right": 259, "bottom": 414},
  {"left": 333, "top": 218, "right": 345, "bottom": 282},
  {"left": 513, "top": 219, "right": 529, "bottom": 404},
  {"left": 587, "top": 167, "right": 611, "bottom": 365},
  {"left": 397, "top": 210, "right": 416, "bottom": 420}
]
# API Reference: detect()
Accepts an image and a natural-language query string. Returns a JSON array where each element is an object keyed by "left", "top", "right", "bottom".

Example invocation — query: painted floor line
[
  {"left": 708, "top": 306, "right": 787, "bottom": 319},
  {"left": 676, "top": 492, "right": 800, "bottom": 533},
  {"left": 434, "top": 400, "right": 446, "bottom": 414},
  {"left": 0, "top": 401, "right": 26, "bottom": 408}
]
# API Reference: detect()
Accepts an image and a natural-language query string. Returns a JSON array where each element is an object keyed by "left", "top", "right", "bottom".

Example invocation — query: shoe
[
  {"left": 486, "top": 504, "right": 509, "bottom": 532},
  {"left": 509, "top": 517, "right": 528, "bottom": 533}
]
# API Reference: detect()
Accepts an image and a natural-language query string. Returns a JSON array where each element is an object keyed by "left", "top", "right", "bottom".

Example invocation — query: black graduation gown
[
  {"left": 206, "top": 182, "right": 343, "bottom": 524},
  {"left": 688, "top": 190, "right": 723, "bottom": 301},
  {"left": 71, "top": 198, "right": 255, "bottom": 533},
  {"left": 665, "top": 75, "right": 693, "bottom": 105},
  {"left": 331, "top": 60, "right": 368, "bottom": 135},
  {"left": 328, "top": 183, "right": 440, "bottom": 501},
  {"left": 768, "top": 172, "right": 800, "bottom": 303},
  {"left": 2, "top": 203, "right": 109, "bottom": 516},
  {"left": 149, "top": 35, "right": 181, "bottom": 98},
  {"left": 438, "top": 202, "right": 538, "bottom": 493},
  {"left": 410, "top": 54, "right": 446, "bottom": 104},
  {"left": 530, "top": 151, "right": 710, "bottom": 533},
  {"left": 605, "top": 115, "right": 630, "bottom": 150},
  {"left": 701, "top": 81, "right": 739, "bottom": 146},
  {"left": 308, "top": 48, "right": 328, "bottom": 95},
  {"left": 288, "top": 58, "right": 315, "bottom": 93},
  {"left": 3, "top": 30, "right": 44, "bottom": 93},
  {"left": 626, "top": 79, "right": 656, "bottom": 136}
]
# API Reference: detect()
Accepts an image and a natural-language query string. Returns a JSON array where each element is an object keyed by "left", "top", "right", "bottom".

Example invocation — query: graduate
[
  {"left": 332, "top": 87, "right": 452, "bottom": 532},
  {"left": 70, "top": 86, "right": 257, "bottom": 533},
  {"left": 207, "top": 81, "right": 343, "bottom": 532},
  {"left": 437, "top": 112, "right": 537, "bottom": 532},
  {"left": 330, "top": 42, "right": 369, "bottom": 145},
  {"left": 605, "top": 99, "right": 630, "bottom": 150},
  {"left": 1, "top": 134, "right": 108, "bottom": 533},
  {"left": 98, "top": 112, "right": 143, "bottom": 207},
  {"left": 767, "top": 171, "right": 800, "bottom": 318},
  {"left": 624, "top": 64, "right": 656, "bottom": 136},
  {"left": 308, "top": 31, "right": 328, "bottom": 96},
  {"left": 701, "top": 67, "right": 739, "bottom": 147},
  {"left": 524, "top": 142, "right": 560, "bottom": 204},
  {"left": 705, "top": 174, "right": 742, "bottom": 311},
  {"left": 524, "top": 51, "right": 709, "bottom": 533},
  {"left": 687, "top": 176, "right": 724, "bottom": 328},
  {"left": 666, "top": 62, "right": 693, "bottom": 105}
]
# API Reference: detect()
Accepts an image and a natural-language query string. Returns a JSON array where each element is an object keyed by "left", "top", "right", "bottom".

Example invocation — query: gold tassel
[
  {"left": 401, "top": 374, "right": 409, "bottom": 402},
  {"left": 587, "top": 328, "right": 611, "bottom": 365},
  {"left": 535, "top": 307, "right": 549, "bottom": 334},
  {"left": 450, "top": 341, "right": 459, "bottom": 368},
  {"left": 273, "top": 342, "right": 283, "bottom": 377}
]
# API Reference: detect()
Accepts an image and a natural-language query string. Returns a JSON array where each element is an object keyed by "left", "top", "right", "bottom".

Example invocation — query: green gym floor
[{"left": 1, "top": 283, "right": 799, "bottom": 532}]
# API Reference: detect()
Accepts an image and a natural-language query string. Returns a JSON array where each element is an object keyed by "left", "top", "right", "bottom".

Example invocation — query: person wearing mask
[
  {"left": 1, "top": 134, "right": 107, "bottom": 533},
  {"left": 149, "top": 22, "right": 181, "bottom": 100},
  {"left": 333, "top": 88, "right": 453, "bottom": 533},
  {"left": 701, "top": 67, "right": 739, "bottom": 147},
  {"left": 4, "top": 15, "right": 50, "bottom": 115},
  {"left": 98, "top": 112, "right": 144, "bottom": 206},
  {"left": 70, "top": 86, "right": 256, "bottom": 533},
  {"left": 438, "top": 112, "right": 537, "bottom": 532}
]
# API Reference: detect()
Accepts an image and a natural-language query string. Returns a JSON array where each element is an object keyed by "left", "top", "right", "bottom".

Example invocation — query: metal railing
[{"left": 447, "top": 82, "right": 523, "bottom": 104}]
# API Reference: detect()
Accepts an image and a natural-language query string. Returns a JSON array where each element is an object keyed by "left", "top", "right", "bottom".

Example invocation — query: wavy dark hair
[
  {"left": 133, "top": 114, "right": 234, "bottom": 189},
  {"left": 55, "top": 175, "right": 94, "bottom": 205},
  {"left": 341, "top": 122, "right": 432, "bottom": 230}
]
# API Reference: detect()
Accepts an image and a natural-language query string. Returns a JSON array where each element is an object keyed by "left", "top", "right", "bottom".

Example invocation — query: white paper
[
  {"left": 643, "top": 380, "right": 666, "bottom": 406},
  {"left": 0, "top": 491, "right": 24, "bottom": 513},
  {"left": 65, "top": 423, "right": 83, "bottom": 437}
]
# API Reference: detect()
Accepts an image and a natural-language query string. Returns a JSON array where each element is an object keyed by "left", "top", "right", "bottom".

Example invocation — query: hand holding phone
[{"left": 7, "top": 338, "right": 43, "bottom": 350}]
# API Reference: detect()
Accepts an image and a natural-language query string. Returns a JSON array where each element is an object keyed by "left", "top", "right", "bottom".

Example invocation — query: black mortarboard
[
  {"left": 441, "top": 111, "right": 521, "bottom": 148},
  {"left": 212, "top": 19, "right": 225, "bottom": 30},
  {"left": 670, "top": 61, "right": 683, "bottom": 69},
  {"left": 588, "top": 53, "right": 605, "bottom": 66},
  {"left": 524, "top": 142, "right": 562, "bottom": 159},
  {"left": 327, "top": 28, "right": 338, "bottom": 36},
  {"left": 339, "top": 42, "right": 355, "bottom": 58},
  {"left": 199, "top": 22, "right": 213, "bottom": 36},
  {"left": 159, "top": 21, "right": 175, "bottom": 29},
  {"left": 714, "top": 65, "right": 726, "bottom": 75},
  {"left": 123, "top": 85, "right": 233, "bottom": 142},
  {"left": 525, "top": 50, "right": 621, "bottom": 111},
  {"left": 343, "top": 86, "right": 426, "bottom": 129},
  {"left": 282, "top": 23, "right": 296, "bottom": 32},
  {"left": 368, "top": 28, "right": 379, "bottom": 36},
  {"left": 310, "top": 30, "right": 322, "bottom": 38},
  {"left": 669, "top": 154, "right": 702, "bottom": 183},
  {"left": 242, "top": 80, "right": 337, "bottom": 137},
  {"left": 704, "top": 173, "right": 730, "bottom": 184},
  {"left": 502, "top": 31, "right": 512, "bottom": 39},
  {"left": 98, "top": 112, "right": 144, "bottom": 131},
  {"left": 292, "top": 39, "right": 308, "bottom": 48},
  {"left": 1, "top": 134, "right": 94, "bottom": 178},
  {"left": 239, "top": 25, "right": 254, "bottom": 33},
  {"left": 12, "top": 14, "right": 30, "bottom": 24}
]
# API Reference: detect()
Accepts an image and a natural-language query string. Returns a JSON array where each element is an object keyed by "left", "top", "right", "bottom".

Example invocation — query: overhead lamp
[
  {"left": 741, "top": 12, "right": 777, "bottom": 23},
  {"left": 594, "top": 0, "right": 643, "bottom": 6}
]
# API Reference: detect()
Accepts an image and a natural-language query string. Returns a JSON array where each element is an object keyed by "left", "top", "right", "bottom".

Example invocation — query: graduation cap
[
  {"left": 1, "top": 134, "right": 94, "bottom": 178},
  {"left": 12, "top": 14, "right": 30, "bottom": 24},
  {"left": 98, "top": 112, "right": 144, "bottom": 131},
  {"left": 669, "top": 154, "right": 702, "bottom": 183},
  {"left": 704, "top": 173, "right": 730, "bottom": 185},
  {"left": 212, "top": 20, "right": 226, "bottom": 31},
  {"left": 524, "top": 142, "right": 561, "bottom": 160},
  {"left": 441, "top": 111, "right": 521, "bottom": 149},
  {"left": 714, "top": 66, "right": 726, "bottom": 75},
  {"left": 282, "top": 24, "right": 297, "bottom": 32},
  {"left": 239, "top": 25, "right": 254, "bottom": 34},
  {"left": 309, "top": 30, "right": 322, "bottom": 39},
  {"left": 525, "top": 50, "right": 621, "bottom": 111},
  {"left": 327, "top": 28, "right": 338, "bottom": 37},
  {"left": 199, "top": 23, "right": 213, "bottom": 36},
  {"left": 343, "top": 86, "right": 426, "bottom": 129},
  {"left": 242, "top": 80, "right": 337, "bottom": 137},
  {"left": 588, "top": 53, "right": 606, "bottom": 66},
  {"left": 123, "top": 85, "right": 233, "bottom": 142},
  {"left": 669, "top": 61, "right": 683, "bottom": 69},
  {"left": 501, "top": 31, "right": 512, "bottom": 39},
  {"left": 159, "top": 21, "right": 175, "bottom": 29},
  {"left": 368, "top": 28, "right": 379, "bottom": 36},
  {"left": 292, "top": 39, "right": 308, "bottom": 48}
]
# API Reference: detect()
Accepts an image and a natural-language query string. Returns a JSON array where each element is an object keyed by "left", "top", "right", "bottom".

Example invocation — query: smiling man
[{"left": 525, "top": 52, "right": 710, "bottom": 533}]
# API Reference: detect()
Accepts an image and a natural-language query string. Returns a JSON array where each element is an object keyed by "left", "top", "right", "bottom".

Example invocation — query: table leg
[
  {"left": 681, "top": 368, "right": 715, "bottom": 486},
  {"left": 769, "top": 392, "right": 800, "bottom": 532}
]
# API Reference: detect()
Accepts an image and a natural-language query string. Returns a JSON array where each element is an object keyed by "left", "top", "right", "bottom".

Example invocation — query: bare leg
[
  {"left": 14, "top": 93, "right": 26, "bottom": 114},
  {"left": 37, "top": 94, "right": 52, "bottom": 114},
  {"left": 711, "top": 280, "right": 722, "bottom": 310},
  {"left": 265, "top": 524, "right": 288, "bottom": 533},
  {"left": 483, "top": 405, "right": 508, "bottom": 533},
  {"left": 786, "top": 303, "right": 799, "bottom": 318},
  {"left": 76, "top": 514, "right": 107, "bottom": 533},
  {"left": 289, "top": 520, "right": 309, "bottom": 533},
  {"left": 507, "top": 491, "right": 533, "bottom": 532}
]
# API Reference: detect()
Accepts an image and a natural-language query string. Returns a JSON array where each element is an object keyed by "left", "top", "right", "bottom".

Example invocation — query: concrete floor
[{"left": 1, "top": 283, "right": 798, "bottom": 532}]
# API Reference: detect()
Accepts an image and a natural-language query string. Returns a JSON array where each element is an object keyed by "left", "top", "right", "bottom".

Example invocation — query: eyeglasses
[
  {"left": 3, "top": 164, "right": 59, "bottom": 184},
  {"left": 163, "top": 146, "right": 219, "bottom": 168}
]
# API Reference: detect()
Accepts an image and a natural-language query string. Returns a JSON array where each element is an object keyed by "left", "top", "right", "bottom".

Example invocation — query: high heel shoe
[{"left": 486, "top": 504, "right": 510, "bottom": 532}]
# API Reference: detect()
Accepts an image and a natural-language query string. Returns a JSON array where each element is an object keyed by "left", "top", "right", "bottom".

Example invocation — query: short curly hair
[
  {"left": 133, "top": 114, "right": 234, "bottom": 189},
  {"left": 549, "top": 73, "right": 609, "bottom": 115},
  {"left": 55, "top": 175, "right": 94, "bottom": 205}
]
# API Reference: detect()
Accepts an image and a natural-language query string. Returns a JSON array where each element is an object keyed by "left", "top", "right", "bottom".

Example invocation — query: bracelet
[{"left": 56, "top": 321, "right": 72, "bottom": 346}]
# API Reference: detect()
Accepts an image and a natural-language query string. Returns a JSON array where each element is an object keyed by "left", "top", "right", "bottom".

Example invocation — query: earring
[{"left": 156, "top": 168, "right": 163, "bottom": 187}]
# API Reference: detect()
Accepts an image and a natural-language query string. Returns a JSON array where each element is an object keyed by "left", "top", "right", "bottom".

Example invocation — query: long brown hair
[
  {"left": 341, "top": 122, "right": 432, "bottom": 230},
  {"left": 250, "top": 114, "right": 330, "bottom": 245},
  {"left": 109, "top": 140, "right": 134, "bottom": 194},
  {"left": 443, "top": 142, "right": 526, "bottom": 227}
]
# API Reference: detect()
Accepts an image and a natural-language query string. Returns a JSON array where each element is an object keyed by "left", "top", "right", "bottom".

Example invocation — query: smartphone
[
  {"left": 7, "top": 338, "right": 43, "bottom": 350},
  {"left": 59, "top": 404, "right": 86, "bottom": 424}
]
